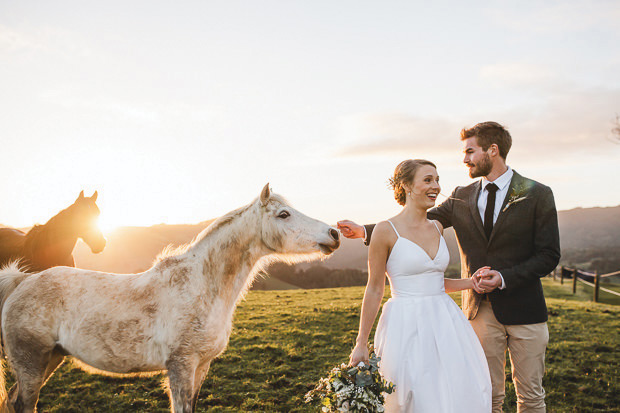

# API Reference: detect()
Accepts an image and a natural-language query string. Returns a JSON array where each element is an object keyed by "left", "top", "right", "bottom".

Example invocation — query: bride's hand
[
  {"left": 472, "top": 266, "right": 491, "bottom": 294},
  {"left": 349, "top": 343, "right": 370, "bottom": 366}
]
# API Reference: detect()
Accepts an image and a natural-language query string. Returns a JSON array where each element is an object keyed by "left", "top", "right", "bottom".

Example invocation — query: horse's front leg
[
  {"left": 190, "top": 360, "right": 211, "bottom": 412},
  {"left": 166, "top": 358, "right": 198, "bottom": 413}
]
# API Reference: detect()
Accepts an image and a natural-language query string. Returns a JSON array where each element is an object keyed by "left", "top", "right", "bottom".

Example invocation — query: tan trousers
[{"left": 470, "top": 300, "right": 549, "bottom": 413}]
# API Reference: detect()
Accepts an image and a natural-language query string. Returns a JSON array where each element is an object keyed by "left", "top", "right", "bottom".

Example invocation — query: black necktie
[{"left": 484, "top": 183, "right": 499, "bottom": 239}]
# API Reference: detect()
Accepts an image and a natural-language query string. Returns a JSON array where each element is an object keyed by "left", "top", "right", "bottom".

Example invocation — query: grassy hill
[{"left": 10, "top": 278, "right": 619, "bottom": 412}]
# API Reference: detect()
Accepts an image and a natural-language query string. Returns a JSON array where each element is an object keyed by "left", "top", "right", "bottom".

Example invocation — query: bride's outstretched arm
[
  {"left": 349, "top": 221, "right": 391, "bottom": 366},
  {"left": 444, "top": 277, "right": 475, "bottom": 293}
]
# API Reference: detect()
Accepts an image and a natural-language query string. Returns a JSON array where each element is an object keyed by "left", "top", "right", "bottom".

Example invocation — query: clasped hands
[{"left": 471, "top": 266, "right": 502, "bottom": 294}]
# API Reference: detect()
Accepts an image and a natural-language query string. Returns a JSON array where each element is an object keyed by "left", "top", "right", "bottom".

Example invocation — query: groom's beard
[{"left": 468, "top": 153, "right": 493, "bottom": 178}]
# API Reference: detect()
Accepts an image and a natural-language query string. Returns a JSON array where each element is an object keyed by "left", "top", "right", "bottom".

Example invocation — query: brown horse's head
[{"left": 71, "top": 191, "right": 106, "bottom": 253}]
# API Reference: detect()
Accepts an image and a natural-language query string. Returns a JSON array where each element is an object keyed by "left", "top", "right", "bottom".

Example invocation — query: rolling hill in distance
[{"left": 4, "top": 205, "right": 619, "bottom": 288}]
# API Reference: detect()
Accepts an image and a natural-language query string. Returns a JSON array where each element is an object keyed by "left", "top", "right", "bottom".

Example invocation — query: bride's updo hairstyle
[{"left": 389, "top": 159, "right": 437, "bottom": 206}]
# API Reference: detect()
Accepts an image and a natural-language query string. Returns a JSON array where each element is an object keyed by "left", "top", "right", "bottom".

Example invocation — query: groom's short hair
[{"left": 460, "top": 121, "right": 512, "bottom": 159}]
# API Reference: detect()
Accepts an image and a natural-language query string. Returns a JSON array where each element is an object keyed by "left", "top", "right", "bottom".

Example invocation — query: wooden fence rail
[{"left": 553, "top": 266, "right": 620, "bottom": 302}]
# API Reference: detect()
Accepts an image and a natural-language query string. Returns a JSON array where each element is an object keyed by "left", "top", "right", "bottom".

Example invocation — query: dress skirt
[{"left": 374, "top": 293, "right": 492, "bottom": 412}]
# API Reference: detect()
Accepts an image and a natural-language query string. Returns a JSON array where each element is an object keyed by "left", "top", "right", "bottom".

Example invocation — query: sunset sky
[{"left": 1, "top": 1, "right": 619, "bottom": 232}]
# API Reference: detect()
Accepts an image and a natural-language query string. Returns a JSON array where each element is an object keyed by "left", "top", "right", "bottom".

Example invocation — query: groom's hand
[
  {"left": 337, "top": 220, "right": 364, "bottom": 239},
  {"left": 472, "top": 266, "right": 490, "bottom": 294},
  {"left": 477, "top": 270, "right": 502, "bottom": 293}
]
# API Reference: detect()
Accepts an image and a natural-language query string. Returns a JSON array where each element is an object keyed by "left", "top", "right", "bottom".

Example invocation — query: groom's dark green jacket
[{"left": 365, "top": 171, "right": 560, "bottom": 325}]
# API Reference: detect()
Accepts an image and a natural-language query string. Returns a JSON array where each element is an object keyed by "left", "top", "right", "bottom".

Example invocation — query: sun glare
[{"left": 96, "top": 214, "right": 120, "bottom": 235}]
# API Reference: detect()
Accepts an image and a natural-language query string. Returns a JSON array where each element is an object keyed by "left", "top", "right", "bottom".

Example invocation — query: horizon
[
  {"left": 2, "top": 1, "right": 619, "bottom": 230},
  {"left": 2, "top": 202, "right": 618, "bottom": 235}
]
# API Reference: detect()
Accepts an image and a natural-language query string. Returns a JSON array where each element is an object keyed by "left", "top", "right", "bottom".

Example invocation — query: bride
[{"left": 348, "top": 159, "right": 492, "bottom": 412}]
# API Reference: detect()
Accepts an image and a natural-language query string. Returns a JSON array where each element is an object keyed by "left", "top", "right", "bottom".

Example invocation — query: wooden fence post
[
  {"left": 572, "top": 269, "right": 578, "bottom": 294},
  {"left": 594, "top": 271, "right": 600, "bottom": 303},
  {"left": 560, "top": 266, "right": 564, "bottom": 285}
]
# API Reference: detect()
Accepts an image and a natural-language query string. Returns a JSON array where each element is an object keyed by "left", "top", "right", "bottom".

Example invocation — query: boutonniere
[{"left": 502, "top": 182, "right": 530, "bottom": 212}]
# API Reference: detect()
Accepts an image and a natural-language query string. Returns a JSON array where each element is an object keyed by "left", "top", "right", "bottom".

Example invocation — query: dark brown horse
[{"left": 0, "top": 191, "right": 106, "bottom": 272}]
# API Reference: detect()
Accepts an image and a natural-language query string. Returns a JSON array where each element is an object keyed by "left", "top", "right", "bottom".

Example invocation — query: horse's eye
[{"left": 277, "top": 211, "right": 290, "bottom": 219}]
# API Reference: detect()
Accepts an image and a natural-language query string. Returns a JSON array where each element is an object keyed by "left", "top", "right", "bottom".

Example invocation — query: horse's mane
[
  {"left": 154, "top": 193, "right": 290, "bottom": 265},
  {"left": 154, "top": 203, "right": 254, "bottom": 264},
  {"left": 22, "top": 206, "right": 74, "bottom": 255},
  {"left": 22, "top": 225, "right": 46, "bottom": 257}
]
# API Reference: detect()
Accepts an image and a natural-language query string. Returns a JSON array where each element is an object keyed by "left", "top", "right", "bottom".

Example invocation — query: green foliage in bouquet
[{"left": 305, "top": 352, "right": 395, "bottom": 412}]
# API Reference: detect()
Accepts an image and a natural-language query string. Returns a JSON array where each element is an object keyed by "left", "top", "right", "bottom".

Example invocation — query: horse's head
[
  {"left": 71, "top": 191, "right": 106, "bottom": 254},
  {"left": 257, "top": 184, "right": 340, "bottom": 258}
]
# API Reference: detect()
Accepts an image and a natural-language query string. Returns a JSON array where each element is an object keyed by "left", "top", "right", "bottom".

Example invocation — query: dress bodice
[{"left": 385, "top": 220, "right": 450, "bottom": 298}]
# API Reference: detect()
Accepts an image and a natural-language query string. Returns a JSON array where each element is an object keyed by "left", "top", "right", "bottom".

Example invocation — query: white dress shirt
[
  {"left": 478, "top": 166, "right": 513, "bottom": 289},
  {"left": 478, "top": 166, "right": 513, "bottom": 225}
]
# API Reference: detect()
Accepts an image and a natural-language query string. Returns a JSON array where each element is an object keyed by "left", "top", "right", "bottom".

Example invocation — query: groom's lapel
[
  {"left": 468, "top": 181, "right": 486, "bottom": 241},
  {"left": 488, "top": 172, "right": 521, "bottom": 244}
]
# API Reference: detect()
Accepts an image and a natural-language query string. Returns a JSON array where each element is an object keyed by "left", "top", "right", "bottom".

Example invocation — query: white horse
[{"left": 0, "top": 184, "right": 340, "bottom": 413}]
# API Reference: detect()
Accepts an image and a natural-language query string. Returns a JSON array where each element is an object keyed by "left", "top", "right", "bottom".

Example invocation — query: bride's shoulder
[
  {"left": 430, "top": 219, "right": 444, "bottom": 234},
  {"left": 374, "top": 220, "right": 391, "bottom": 232},
  {"left": 372, "top": 220, "right": 397, "bottom": 240}
]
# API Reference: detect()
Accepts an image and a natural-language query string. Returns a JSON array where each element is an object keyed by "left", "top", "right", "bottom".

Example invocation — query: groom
[{"left": 338, "top": 121, "right": 560, "bottom": 413}]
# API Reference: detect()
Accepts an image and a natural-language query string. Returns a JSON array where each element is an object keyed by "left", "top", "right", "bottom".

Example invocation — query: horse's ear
[
  {"left": 260, "top": 183, "right": 271, "bottom": 206},
  {"left": 91, "top": 191, "right": 98, "bottom": 202},
  {"left": 77, "top": 190, "right": 85, "bottom": 201}
]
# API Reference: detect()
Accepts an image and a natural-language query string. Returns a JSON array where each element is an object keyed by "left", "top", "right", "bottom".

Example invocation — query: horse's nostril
[{"left": 329, "top": 228, "right": 340, "bottom": 241}]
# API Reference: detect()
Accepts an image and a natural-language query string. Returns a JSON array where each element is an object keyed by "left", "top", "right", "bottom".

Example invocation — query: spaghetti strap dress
[{"left": 374, "top": 220, "right": 492, "bottom": 412}]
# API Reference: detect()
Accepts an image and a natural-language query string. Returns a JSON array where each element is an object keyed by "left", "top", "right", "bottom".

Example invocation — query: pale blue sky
[{"left": 1, "top": 1, "right": 619, "bottom": 229}]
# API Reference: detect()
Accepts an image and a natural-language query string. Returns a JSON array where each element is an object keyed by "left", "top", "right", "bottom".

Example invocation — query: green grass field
[{"left": 9, "top": 278, "right": 620, "bottom": 412}]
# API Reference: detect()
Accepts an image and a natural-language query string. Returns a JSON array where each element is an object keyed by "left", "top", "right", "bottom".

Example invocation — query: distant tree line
[
  {"left": 264, "top": 262, "right": 462, "bottom": 289},
  {"left": 561, "top": 247, "right": 620, "bottom": 279},
  {"left": 265, "top": 263, "right": 370, "bottom": 289}
]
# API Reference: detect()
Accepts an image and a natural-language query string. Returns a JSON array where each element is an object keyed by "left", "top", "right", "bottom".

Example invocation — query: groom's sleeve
[
  {"left": 498, "top": 185, "right": 561, "bottom": 292},
  {"left": 427, "top": 188, "right": 456, "bottom": 229},
  {"left": 363, "top": 224, "right": 375, "bottom": 246}
]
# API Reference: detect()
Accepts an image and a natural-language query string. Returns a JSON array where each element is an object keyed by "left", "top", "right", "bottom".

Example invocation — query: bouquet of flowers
[{"left": 305, "top": 352, "right": 395, "bottom": 412}]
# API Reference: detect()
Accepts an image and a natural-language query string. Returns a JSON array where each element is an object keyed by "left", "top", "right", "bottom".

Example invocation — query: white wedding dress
[{"left": 374, "top": 221, "right": 491, "bottom": 412}]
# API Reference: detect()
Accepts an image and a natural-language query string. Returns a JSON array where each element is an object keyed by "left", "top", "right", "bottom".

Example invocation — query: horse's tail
[{"left": 0, "top": 261, "right": 30, "bottom": 407}]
